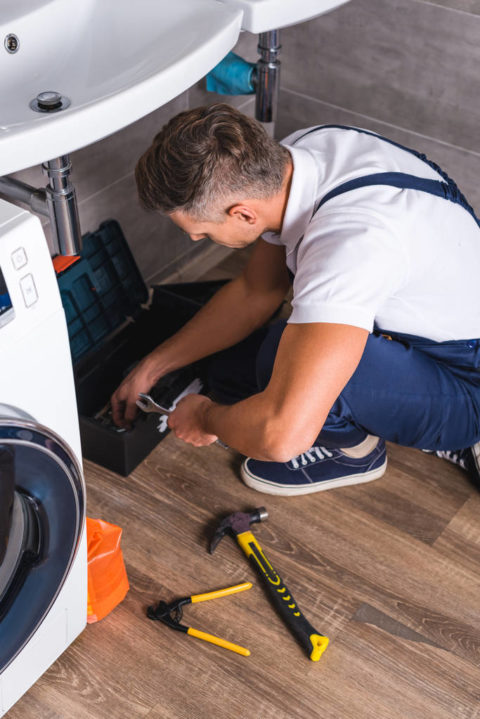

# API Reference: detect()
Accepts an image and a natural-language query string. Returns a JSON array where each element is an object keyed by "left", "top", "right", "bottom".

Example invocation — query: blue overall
[{"left": 208, "top": 127, "right": 480, "bottom": 451}]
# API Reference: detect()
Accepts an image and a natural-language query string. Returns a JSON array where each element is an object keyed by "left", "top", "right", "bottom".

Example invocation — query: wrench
[
  {"left": 136, "top": 393, "right": 172, "bottom": 415},
  {"left": 136, "top": 392, "right": 229, "bottom": 449},
  {"left": 136, "top": 375, "right": 203, "bottom": 416}
]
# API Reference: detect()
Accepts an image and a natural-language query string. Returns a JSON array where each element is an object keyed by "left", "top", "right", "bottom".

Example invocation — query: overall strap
[
  {"left": 293, "top": 125, "right": 479, "bottom": 226},
  {"left": 313, "top": 171, "right": 479, "bottom": 226}
]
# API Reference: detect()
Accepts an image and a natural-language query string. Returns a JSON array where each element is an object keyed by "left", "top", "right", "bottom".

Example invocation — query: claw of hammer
[
  {"left": 209, "top": 507, "right": 329, "bottom": 661},
  {"left": 209, "top": 507, "right": 268, "bottom": 554}
]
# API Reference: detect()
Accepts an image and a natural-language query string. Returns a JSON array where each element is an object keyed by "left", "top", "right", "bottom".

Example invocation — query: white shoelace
[{"left": 289, "top": 446, "right": 334, "bottom": 469}]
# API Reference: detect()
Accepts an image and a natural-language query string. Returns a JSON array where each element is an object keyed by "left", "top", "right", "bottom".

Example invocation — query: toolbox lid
[{"left": 56, "top": 220, "right": 148, "bottom": 363}]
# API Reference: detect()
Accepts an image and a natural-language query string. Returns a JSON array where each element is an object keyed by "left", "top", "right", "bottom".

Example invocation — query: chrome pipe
[
  {"left": 0, "top": 154, "right": 82, "bottom": 256},
  {"left": 43, "top": 156, "right": 82, "bottom": 256},
  {"left": 0, "top": 177, "right": 48, "bottom": 217},
  {"left": 255, "top": 29, "right": 281, "bottom": 125}
]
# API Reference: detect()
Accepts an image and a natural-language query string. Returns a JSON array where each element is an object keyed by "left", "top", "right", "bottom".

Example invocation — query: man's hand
[
  {"left": 111, "top": 353, "right": 162, "bottom": 428},
  {"left": 168, "top": 394, "right": 218, "bottom": 447}
]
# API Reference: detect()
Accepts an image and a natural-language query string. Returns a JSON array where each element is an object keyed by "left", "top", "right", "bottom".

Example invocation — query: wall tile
[
  {"left": 415, "top": 0, "right": 480, "bottom": 16},
  {"left": 280, "top": 0, "right": 480, "bottom": 153},
  {"left": 9, "top": 165, "right": 44, "bottom": 192},
  {"left": 276, "top": 89, "right": 480, "bottom": 212},
  {"left": 72, "top": 93, "right": 189, "bottom": 205},
  {"left": 77, "top": 173, "right": 197, "bottom": 284}
]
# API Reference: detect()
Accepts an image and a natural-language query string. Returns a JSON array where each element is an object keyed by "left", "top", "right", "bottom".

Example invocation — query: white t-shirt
[{"left": 263, "top": 126, "right": 480, "bottom": 342}]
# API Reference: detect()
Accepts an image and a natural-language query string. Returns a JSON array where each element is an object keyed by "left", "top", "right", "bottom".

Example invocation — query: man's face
[{"left": 169, "top": 209, "right": 261, "bottom": 249}]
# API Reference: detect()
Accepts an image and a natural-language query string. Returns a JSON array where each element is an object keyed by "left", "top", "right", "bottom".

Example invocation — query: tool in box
[
  {"left": 147, "top": 581, "right": 252, "bottom": 656},
  {"left": 136, "top": 380, "right": 230, "bottom": 449},
  {"left": 210, "top": 508, "right": 329, "bottom": 661},
  {"left": 136, "top": 393, "right": 172, "bottom": 415},
  {"left": 135, "top": 376, "right": 203, "bottom": 432}
]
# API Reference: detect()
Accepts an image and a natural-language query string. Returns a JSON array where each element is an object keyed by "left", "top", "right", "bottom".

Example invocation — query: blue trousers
[{"left": 207, "top": 321, "right": 480, "bottom": 451}]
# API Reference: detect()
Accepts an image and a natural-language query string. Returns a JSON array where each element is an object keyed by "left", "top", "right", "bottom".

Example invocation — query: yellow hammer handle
[
  {"left": 187, "top": 627, "right": 251, "bottom": 656},
  {"left": 190, "top": 581, "right": 252, "bottom": 603}
]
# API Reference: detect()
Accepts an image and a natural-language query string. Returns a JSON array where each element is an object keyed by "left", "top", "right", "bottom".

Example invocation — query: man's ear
[{"left": 227, "top": 204, "right": 258, "bottom": 224}]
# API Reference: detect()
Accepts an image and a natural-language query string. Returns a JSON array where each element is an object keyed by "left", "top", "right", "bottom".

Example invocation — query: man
[{"left": 111, "top": 103, "right": 480, "bottom": 496}]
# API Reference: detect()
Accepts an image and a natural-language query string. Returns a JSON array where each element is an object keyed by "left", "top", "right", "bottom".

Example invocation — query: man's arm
[
  {"left": 169, "top": 322, "right": 369, "bottom": 460},
  {"left": 111, "top": 239, "right": 290, "bottom": 426}
]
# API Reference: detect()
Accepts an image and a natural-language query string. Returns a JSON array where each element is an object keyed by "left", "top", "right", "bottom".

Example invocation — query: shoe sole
[{"left": 240, "top": 458, "right": 388, "bottom": 496}]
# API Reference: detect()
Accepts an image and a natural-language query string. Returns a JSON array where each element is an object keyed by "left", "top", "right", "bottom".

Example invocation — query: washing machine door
[{"left": 0, "top": 406, "right": 85, "bottom": 672}]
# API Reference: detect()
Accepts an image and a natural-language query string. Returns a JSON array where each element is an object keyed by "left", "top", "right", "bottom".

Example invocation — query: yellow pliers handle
[
  {"left": 187, "top": 627, "right": 250, "bottom": 656},
  {"left": 188, "top": 582, "right": 252, "bottom": 656},
  {"left": 191, "top": 581, "right": 252, "bottom": 603}
]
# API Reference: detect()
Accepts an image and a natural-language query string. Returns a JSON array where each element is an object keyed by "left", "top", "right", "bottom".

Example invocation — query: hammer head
[{"left": 209, "top": 507, "right": 268, "bottom": 554}]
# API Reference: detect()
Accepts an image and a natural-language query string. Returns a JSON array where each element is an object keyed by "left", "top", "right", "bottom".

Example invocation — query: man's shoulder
[{"left": 280, "top": 126, "right": 320, "bottom": 147}]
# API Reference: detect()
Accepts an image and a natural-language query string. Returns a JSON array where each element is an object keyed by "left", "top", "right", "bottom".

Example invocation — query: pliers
[{"left": 147, "top": 582, "right": 252, "bottom": 656}]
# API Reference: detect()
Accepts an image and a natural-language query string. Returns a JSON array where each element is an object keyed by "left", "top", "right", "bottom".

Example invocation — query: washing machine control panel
[
  {"left": 10, "top": 244, "right": 39, "bottom": 308},
  {"left": 0, "top": 202, "right": 64, "bottom": 346}
]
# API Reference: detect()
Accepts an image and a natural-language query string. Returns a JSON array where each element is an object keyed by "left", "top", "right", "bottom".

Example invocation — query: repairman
[{"left": 111, "top": 104, "right": 480, "bottom": 496}]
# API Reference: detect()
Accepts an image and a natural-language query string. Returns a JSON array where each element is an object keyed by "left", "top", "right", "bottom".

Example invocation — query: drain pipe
[
  {"left": 255, "top": 30, "right": 281, "bottom": 125},
  {"left": 43, "top": 156, "right": 82, "bottom": 256},
  {"left": 0, "top": 154, "right": 82, "bottom": 256},
  {"left": 205, "top": 30, "right": 282, "bottom": 130}
]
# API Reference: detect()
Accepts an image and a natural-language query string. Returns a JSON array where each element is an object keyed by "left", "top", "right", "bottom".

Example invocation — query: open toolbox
[{"left": 55, "top": 219, "right": 228, "bottom": 476}]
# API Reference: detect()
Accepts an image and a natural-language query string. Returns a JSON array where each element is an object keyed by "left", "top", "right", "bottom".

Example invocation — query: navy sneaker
[
  {"left": 423, "top": 442, "right": 480, "bottom": 487},
  {"left": 241, "top": 439, "right": 387, "bottom": 496}
]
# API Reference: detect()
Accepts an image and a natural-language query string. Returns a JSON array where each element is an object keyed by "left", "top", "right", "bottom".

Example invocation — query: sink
[
  {"left": 0, "top": 0, "right": 243, "bottom": 176},
  {"left": 217, "top": 0, "right": 351, "bottom": 33}
]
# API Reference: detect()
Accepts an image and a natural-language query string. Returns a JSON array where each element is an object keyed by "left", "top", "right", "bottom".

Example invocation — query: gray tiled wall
[
  {"left": 12, "top": 1, "right": 480, "bottom": 283},
  {"left": 277, "top": 0, "right": 480, "bottom": 210}
]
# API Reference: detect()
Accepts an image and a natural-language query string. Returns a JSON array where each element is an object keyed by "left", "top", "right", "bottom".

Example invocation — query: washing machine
[{"left": 0, "top": 200, "right": 87, "bottom": 715}]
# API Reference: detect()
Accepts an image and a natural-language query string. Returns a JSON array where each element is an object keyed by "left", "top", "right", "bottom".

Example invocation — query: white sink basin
[
  {"left": 218, "top": 0, "right": 351, "bottom": 33},
  {"left": 0, "top": 0, "right": 243, "bottom": 176}
]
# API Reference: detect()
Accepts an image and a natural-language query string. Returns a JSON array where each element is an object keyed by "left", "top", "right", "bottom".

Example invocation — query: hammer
[{"left": 209, "top": 507, "right": 329, "bottom": 661}]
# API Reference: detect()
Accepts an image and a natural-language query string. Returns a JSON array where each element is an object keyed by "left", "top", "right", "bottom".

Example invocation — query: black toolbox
[{"left": 55, "top": 220, "right": 228, "bottom": 476}]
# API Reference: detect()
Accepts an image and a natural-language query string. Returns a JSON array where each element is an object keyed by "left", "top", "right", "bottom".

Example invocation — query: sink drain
[
  {"left": 4, "top": 34, "right": 19, "bottom": 54},
  {"left": 30, "top": 91, "right": 71, "bottom": 114}
]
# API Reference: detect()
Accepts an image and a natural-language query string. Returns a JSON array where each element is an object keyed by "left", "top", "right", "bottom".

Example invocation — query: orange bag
[{"left": 86, "top": 517, "right": 130, "bottom": 623}]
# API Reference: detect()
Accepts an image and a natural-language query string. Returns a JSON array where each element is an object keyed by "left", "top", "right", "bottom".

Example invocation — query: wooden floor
[{"left": 9, "top": 252, "right": 480, "bottom": 718}]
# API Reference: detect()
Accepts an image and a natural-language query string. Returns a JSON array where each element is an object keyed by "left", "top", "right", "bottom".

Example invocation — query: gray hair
[{"left": 135, "top": 104, "right": 290, "bottom": 220}]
